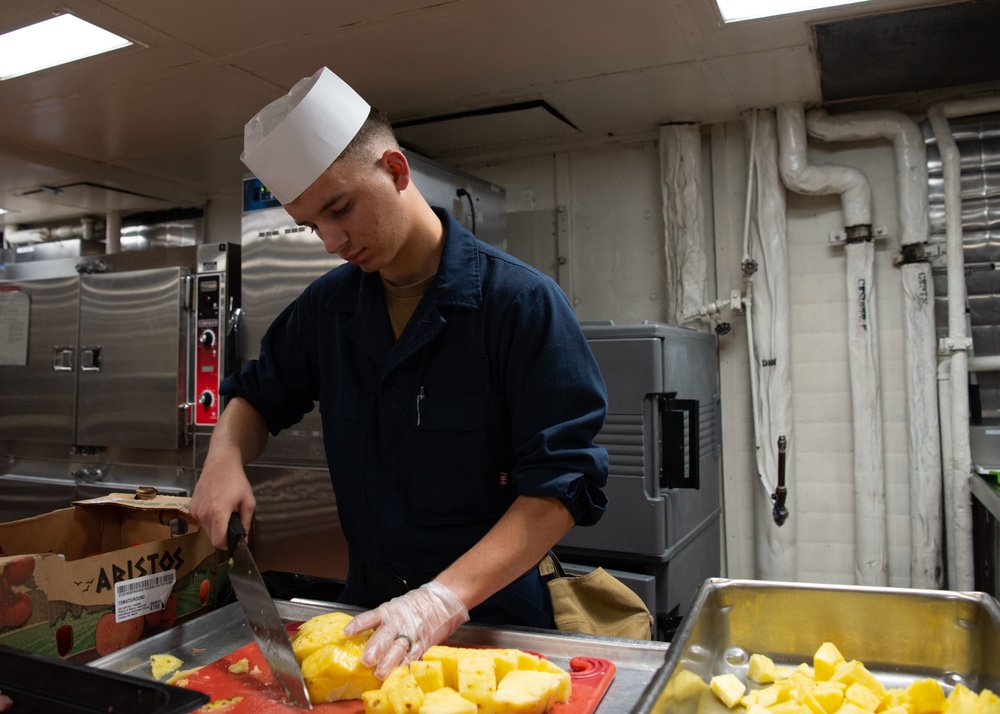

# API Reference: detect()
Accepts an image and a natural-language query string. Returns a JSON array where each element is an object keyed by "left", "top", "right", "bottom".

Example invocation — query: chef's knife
[{"left": 227, "top": 513, "right": 312, "bottom": 710}]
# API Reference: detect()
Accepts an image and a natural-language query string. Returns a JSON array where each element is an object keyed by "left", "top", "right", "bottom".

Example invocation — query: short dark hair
[{"left": 338, "top": 108, "right": 399, "bottom": 165}]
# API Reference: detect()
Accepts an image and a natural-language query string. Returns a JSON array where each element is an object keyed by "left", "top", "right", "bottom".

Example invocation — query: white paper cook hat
[{"left": 241, "top": 67, "right": 371, "bottom": 204}]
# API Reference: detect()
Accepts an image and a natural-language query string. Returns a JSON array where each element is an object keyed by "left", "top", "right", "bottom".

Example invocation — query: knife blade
[{"left": 227, "top": 513, "right": 312, "bottom": 710}]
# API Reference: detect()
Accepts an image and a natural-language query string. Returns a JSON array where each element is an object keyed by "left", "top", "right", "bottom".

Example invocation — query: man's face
[{"left": 284, "top": 150, "right": 408, "bottom": 274}]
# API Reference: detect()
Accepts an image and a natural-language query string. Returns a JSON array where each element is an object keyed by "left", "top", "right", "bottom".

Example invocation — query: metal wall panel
[{"left": 0, "top": 276, "right": 80, "bottom": 443}]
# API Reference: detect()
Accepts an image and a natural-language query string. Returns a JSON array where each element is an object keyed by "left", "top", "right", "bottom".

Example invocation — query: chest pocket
[
  {"left": 319, "top": 388, "right": 375, "bottom": 507},
  {"left": 409, "top": 355, "right": 509, "bottom": 525}
]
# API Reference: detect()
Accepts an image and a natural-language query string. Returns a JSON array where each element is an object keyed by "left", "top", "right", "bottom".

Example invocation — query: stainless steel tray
[
  {"left": 91, "top": 600, "right": 670, "bottom": 712},
  {"left": 631, "top": 578, "right": 1000, "bottom": 713}
]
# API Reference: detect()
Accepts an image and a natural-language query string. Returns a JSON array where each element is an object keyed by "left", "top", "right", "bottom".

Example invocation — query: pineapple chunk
[
  {"left": 150, "top": 653, "right": 184, "bottom": 680},
  {"left": 411, "top": 659, "right": 446, "bottom": 693},
  {"left": 836, "top": 704, "right": 873, "bottom": 714},
  {"left": 536, "top": 658, "right": 572, "bottom": 702},
  {"left": 949, "top": 683, "right": 984, "bottom": 714},
  {"left": 300, "top": 640, "right": 382, "bottom": 702},
  {"left": 421, "top": 687, "right": 478, "bottom": 714},
  {"left": 907, "top": 678, "right": 946, "bottom": 714},
  {"left": 361, "top": 688, "right": 394, "bottom": 714},
  {"left": 293, "top": 612, "right": 381, "bottom": 703},
  {"left": 292, "top": 611, "right": 362, "bottom": 662},
  {"left": 830, "top": 661, "right": 887, "bottom": 699},
  {"left": 457, "top": 656, "right": 497, "bottom": 710},
  {"left": 981, "top": 688, "right": 1000, "bottom": 714},
  {"left": 710, "top": 673, "right": 746, "bottom": 709},
  {"left": 493, "top": 670, "right": 562, "bottom": 714},
  {"left": 381, "top": 665, "right": 425, "bottom": 713},
  {"left": 748, "top": 653, "right": 779, "bottom": 684},
  {"left": 813, "top": 643, "right": 845, "bottom": 682},
  {"left": 811, "top": 682, "right": 845, "bottom": 713},
  {"left": 844, "top": 681, "right": 882, "bottom": 711}
]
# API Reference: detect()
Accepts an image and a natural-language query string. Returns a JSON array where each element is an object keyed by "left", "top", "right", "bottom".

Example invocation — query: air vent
[
  {"left": 815, "top": 0, "right": 1000, "bottom": 102},
  {"left": 394, "top": 100, "right": 580, "bottom": 158}
]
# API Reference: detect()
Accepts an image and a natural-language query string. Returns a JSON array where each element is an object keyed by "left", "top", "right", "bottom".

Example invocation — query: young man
[{"left": 189, "top": 67, "right": 609, "bottom": 678}]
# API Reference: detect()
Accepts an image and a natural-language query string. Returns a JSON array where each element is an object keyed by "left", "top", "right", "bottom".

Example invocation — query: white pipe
[
  {"left": 105, "top": 211, "right": 121, "bottom": 254},
  {"left": 777, "top": 105, "right": 872, "bottom": 229},
  {"left": 806, "top": 108, "right": 942, "bottom": 589},
  {"left": 927, "top": 94, "right": 1000, "bottom": 590},
  {"left": 744, "top": 109, "right": 797, "bottom": 581},
  {"left": 777, "top": 103, "right": 888, "bottom": 586},
  {"left": 660, "top": 124, "right": 709, "bottom": 327},
  {"left": 968, "top": 355, "right": 1000, "bottom": 372}
]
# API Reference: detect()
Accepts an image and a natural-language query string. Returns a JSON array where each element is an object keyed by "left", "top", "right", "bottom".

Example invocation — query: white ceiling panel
[{"left": 0, "top": 0, "right": 994, "bottom": 229}]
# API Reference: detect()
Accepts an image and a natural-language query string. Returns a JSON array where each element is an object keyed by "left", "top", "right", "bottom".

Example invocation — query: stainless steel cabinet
[{"left": 0, "top": 267, "right": 191, "bottom": 449}]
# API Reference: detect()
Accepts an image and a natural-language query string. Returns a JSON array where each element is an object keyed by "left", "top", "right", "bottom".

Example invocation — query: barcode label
[{"left": 114, "top": 570, "right": 176, "bottom": 622}]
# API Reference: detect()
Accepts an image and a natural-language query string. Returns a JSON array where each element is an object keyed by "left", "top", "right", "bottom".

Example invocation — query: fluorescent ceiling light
[
  {"left": 716, "top": 0, "right": 873, "bottom": 22},
  {"left": 0, "top": 14, "right": 131, "bottom": 80}
]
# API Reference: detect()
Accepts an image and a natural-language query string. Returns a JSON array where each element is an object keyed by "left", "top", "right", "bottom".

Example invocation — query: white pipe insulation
[
  {"left": 742, "top": 110, "right": 797, "bottom": 581},
  {"left": 660, "top": 124, "right": 709, "bottom": 327},
  {"left": 927, "top": 94, "right": 1000, "bottom": 590},
  {"left": 805, "top": 109, "right": 942, "bottom": 589},
  {"left": 776, "top": 103, "right": 889, "bottom": 586}
]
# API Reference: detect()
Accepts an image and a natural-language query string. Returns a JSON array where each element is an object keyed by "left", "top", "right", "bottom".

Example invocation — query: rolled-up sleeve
[{"left": 501, "top": 279, "right": 609, "bottom": 526}]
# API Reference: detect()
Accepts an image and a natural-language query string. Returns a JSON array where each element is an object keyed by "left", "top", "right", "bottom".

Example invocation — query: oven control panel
[{"left": 195, "top": 274, "right": 222, "bottom": 426}]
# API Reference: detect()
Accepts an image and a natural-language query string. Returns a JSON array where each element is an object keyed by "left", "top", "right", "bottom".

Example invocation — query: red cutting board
[{"left": 172, "top": 624, "right": 616, "bottom": 713}]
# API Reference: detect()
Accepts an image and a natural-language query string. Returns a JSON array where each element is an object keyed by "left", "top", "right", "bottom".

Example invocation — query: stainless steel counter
[{"left": 90, "top": 600, "right": 670, "bottom": 712}]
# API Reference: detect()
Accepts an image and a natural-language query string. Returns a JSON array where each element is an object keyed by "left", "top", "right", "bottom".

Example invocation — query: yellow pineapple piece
[
  {"left": 411, "top": 659, "right": 446, "bottom": 693},
  {"left": 421, "top": 687, "right": 478, "bottom": 714},
  {"left": 536, "top": 658, "right": 571, "bottom": 702},
  {"left": 150, "top": 653, "right": 184, "bottom": 680},
  {"left": 948, "top": 683, "right": 983, "bottom": 714},
  {"left": 882, "top": 706, "right": 912, "bottom": 714},
  {"left": 830, "top": 661, "right": 887, "bottom": 699},
  {"left": 669, "top": 669, "right": 711, "bottom": 701},
  {"left": 811, "top": 682, "right": 845, "bottom": 713},
  {"left": 457, "top": 655, "right": 497, "bottom": 711},
  {"left": 361, "top": 688, "right": 394, "bottom": 714},
  {"left": 748, "top": 654, "right": 779, "bottom": 684},
  {"left": 300, "top": 640, "right": 382, "bottom": 702},
  {"left": 747, "top": 705, "right": 773, "bottom": 714},
  {"left": 837, "top": 704, "right": 873, "bottom": 714},
  {"left": 292, "top": 611, "right": 362, "bottom": 662},
  {"left": 424, "top": 645, "right": 465, "bottom": 690},
  {"left": 710, "top": 673, "right": 746, "bottom": 709},
  {"left": 293, "top": 612, "right": 382, "bottom": 703},
  {"left": 844, "top": 681, "right": 881, "bottom": 711},
  {"left": 881, "top": 687, "right": 912, "bottom": 711},
  {"left": 769, "top": 700, "right": 810, "bottom": 714},
  {"left": 492, "top": 670, "right": 562, "bottom": 714},
  {"left": 980, "top": 688, "right": 1000, "bottom": 714},
  {"left": 793, "top": 686, "right": 827, "bottom": 714},
  {"left": 906, "top": 679, "right": 946, "bottom": 714},
  {"left": 757, "top": 681, "right": 795, "bottom": 707},
  {"left": 381, "top": 665, "right": 424, "bottom": 713},
  {"left": 813, "top": 643, "right": 846, "bottom": 682}
]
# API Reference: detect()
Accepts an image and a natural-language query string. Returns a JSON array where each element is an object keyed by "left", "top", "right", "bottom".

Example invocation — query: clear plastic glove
[{"left": 343, "top": 580, "right": 469, "bottom": 679}]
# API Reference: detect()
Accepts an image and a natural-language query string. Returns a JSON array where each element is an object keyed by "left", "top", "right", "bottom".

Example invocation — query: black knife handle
[{"left": 227, "top": 512, "right": 246, "bottom": 554}]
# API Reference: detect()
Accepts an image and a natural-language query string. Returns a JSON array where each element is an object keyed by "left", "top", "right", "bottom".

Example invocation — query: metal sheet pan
[
  {"left": 91, "top": 600, "right": 670, "bottom": 712},
  {"left": 630, "top": 578, "right": 1000, "bottom": 713}
]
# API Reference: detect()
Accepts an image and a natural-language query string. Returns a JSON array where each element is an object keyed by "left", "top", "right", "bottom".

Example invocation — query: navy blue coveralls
[{"left": 221, "top": 208, "right": 609, "bottom": 630}]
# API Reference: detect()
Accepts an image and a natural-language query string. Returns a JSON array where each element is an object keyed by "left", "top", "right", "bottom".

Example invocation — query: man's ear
[{"left": 381, "top": 149, "right": 411, "bottom": 190}]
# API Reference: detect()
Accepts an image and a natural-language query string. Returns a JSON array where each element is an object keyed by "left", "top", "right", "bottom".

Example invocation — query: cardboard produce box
[{"left": 0, "top": 492, "right": 228, "bottom": 662}]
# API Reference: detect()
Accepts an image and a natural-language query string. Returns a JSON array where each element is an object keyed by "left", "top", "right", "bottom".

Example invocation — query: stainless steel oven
[{"left": 0, "top": 243, "right": 240, "bottom": 523}]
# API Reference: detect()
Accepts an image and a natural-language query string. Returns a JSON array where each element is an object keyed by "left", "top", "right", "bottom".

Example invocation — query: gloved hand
[{"left": 343, "top": 580, "right": 470, "bottom": 679}]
